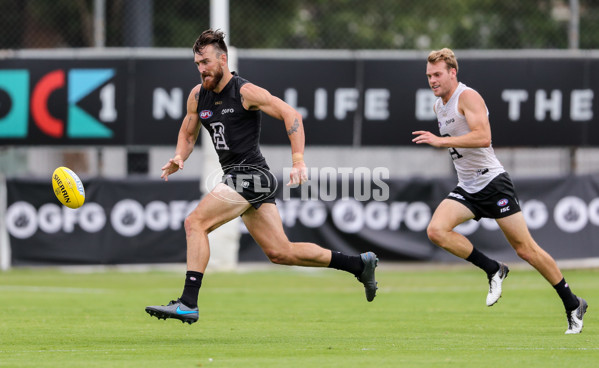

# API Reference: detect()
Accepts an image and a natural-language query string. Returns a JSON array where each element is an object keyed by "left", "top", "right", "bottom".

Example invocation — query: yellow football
[{"left": 52, "top": 166, "right": 85, "bottom": 209}]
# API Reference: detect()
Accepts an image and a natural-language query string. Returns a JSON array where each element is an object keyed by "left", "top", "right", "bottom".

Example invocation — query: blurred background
[
  {"left": 2, "top": 0, "right": 599, "bottom": 49},
  {"left": 1, "top": 0, "right": 599, "bottom": 269},
  {"left": 2, "top": 0, "right": 599, "bottom": 178}
]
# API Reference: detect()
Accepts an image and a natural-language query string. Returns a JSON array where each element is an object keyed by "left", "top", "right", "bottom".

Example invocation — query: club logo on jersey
[
  {"left": 476, "top": 168, "right": 489, "bottom": 177},
  {"left": 443, "top": 118, "right": 455, "bottom": 126},
  {"left": 497, "top": 198, "right": 509, "bottom": 207},
  {"left": 210, "top": 122, "right": 230, "bottom": 150},
  {"left": 448, "top": 192, "right": 465, "bottom": 201},
  {"left": 200, "top": 110, "right": 213, "bottom": 119}
]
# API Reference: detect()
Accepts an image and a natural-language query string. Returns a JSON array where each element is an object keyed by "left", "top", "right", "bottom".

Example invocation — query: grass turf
[{"left": 0, "top": 266, "right": 597, "bottom": 367}]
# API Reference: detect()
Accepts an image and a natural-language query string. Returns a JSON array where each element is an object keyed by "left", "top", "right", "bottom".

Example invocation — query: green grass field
[{"left": 0, "top": 265, "right": 597, "bottom": 368}]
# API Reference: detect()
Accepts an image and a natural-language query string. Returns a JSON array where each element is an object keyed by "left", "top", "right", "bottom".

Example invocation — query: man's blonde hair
[{"left": 427, "top": 48, "right": 458, "bottom": 73}]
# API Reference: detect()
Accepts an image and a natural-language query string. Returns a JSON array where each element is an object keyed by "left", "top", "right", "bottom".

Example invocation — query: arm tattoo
[
  {"left": 194, "top": 91, "right": 199, "bottom": 102},
  {"left": 185, "top": 116, "right": 196, "bottom": 144},
  {"left": 287, "top": 118, "right": 300, "bottom": 136},
  {"left": 185, "top": 116, "right": 193, "bottom": 130}
]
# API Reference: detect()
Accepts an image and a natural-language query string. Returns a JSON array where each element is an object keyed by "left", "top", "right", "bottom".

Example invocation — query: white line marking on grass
[
  {"left": 504, "top": 347, "right": 599, "bottom": 351},
  {"left": 380, "top": 284, "right": 551, "bottom": 293},
  {"left": 0, "top": 285, "right": 108, "bottom": 294},
  {"left": 0, "top": 348, "right": 137, "bottom": 354},
  {"left": 404, "top": 347, "right": 599, "bottom": 351}
]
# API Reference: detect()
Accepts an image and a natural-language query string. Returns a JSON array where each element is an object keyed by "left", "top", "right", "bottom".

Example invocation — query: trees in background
[{"left": 1, "top": 0, "right": 598, "bottom": 50}]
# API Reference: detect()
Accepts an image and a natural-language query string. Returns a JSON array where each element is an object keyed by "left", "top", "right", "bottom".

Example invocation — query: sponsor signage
[
  {"left": 6, "top": 179, "right": 199, "bottom": 265},
  {"left": 0, "top": 60, "right": 127, "bottom": 145},
  {"left": 5, "top": 175, "right": 599, "bottom": 265},
  {"left": 240, "top": 174, "right": 599, "bottom": 262},
  {"left": 240, "top": 57, "right": 599, "bottom": 146},
  {"left": 1, "top": 55, "right": 599, "bottom": 146},
  {"left": 130, "top": 59, "right": 199, "bottom": 145}
]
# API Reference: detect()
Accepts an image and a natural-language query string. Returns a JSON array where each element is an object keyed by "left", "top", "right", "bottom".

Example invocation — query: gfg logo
[
  {"left": 5, "top": 199, "right": 199, "bottom": 239},
  {"left": 0, "top": 68, "right": 117, "bottom": 140}
]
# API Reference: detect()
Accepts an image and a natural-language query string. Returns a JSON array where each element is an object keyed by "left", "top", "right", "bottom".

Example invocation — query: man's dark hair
[{"left": 193, "top": 29, "right": 228, "bottom": 56}]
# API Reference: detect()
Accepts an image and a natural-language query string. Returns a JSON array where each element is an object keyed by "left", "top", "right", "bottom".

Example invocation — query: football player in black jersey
[{"left": 145, "top": 29, "right": 378, "bottom": 324}]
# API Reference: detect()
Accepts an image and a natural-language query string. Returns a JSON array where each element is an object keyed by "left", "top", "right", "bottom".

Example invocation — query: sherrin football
[{"left": 52, "top": 166, "right": 85, "bottom": 209}]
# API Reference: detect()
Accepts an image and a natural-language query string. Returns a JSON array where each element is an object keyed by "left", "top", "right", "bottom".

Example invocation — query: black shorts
[
  {"left": 446, "top": 172, "right": 521, "bottom": 221},
  {"left": 221, "top": 164, "right": 277, "bottom": 209}
]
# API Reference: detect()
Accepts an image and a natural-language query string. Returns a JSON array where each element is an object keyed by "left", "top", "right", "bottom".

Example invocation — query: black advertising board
[
  {"left": 239, "top": 56, "right": 599, "bottom": 147},
  {"left": 2, "top": 53, "right": 599, "bottom": 146},
  {"left": 6, "top": 175, "right": 599, "bottom": 265},
  {"left": 458, "top": 58, "right": 597, "bottom": 147},
  {"left": 130, "top": 59, "right": 200, "bottom": 145},
  {"left": 239, "top": 58, "right": 358, "bottom": 145},
  {"left": 6, "top": 178, "right": 199, "bottom": 265},
  {"left": 238, "top": 174, "right": 599, "bottom": 263},
  {"left": 360, "top": 59, "right": 431, "bottom": 146}
]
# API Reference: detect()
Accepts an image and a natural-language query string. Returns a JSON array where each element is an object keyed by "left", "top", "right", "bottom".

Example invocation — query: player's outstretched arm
[
  {"left": 412, "top": 90, "right": 491, "bottom": 149},
  {"left": 240, "top": 83, "right": 308, "bottom": 186},
  {"left": 161, "top": 85, "right": 202, "bottom": 181},
  {"left": 458, "top": 89, "right": 492, "bottom": 148}
]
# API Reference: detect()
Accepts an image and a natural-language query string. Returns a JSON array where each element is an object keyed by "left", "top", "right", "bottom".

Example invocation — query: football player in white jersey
[{"left": 412, "top": 48, "right": 587, "bottom": 334}]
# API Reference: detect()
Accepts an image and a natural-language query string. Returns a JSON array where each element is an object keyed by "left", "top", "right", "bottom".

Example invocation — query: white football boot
[
  {"left": 486, "top": 262, "right": 509, "bottom": 306},
  {"left": 565, "top": 297, "right": 588, "bottom": 334}
]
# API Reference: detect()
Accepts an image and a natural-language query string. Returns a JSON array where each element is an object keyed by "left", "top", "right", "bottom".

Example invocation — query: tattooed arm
[
  {"left": 240, "top": 83, "right": 308, "bottom": 185},
  {"left": 161, "top": 84, "right": 202, "bottom": 181}
]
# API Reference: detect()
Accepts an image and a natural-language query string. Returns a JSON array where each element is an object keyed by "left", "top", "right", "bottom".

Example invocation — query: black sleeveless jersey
[{"left": 197, "top": 73, "right": 268, "bottom": 169}]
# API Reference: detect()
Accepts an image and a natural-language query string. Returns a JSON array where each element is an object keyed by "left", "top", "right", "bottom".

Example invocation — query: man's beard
[{"left": 202, "top": 66, "right": 224, "bottom": 91}]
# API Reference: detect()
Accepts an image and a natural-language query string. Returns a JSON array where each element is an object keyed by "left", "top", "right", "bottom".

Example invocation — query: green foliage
[
  {"left": 0, "top": 267, "right": 598, "bottom": 367},
  {"left": 0, "top": 0, "right": 596, "bottom": 50},
  {"left": 580, "top": 0, "right": 599, "bottom": 48},
  {"left": 230, "top": 0, "right": 297, "bottom": 48},
  {"left": 153, "top": 0, "right": 210, "bottom": 48},
  {"left": 226, "top": 0, "right": 571, "bottom": 49},
  {"left": 0, "top": 0, "right": 23, "bottom": 48}
]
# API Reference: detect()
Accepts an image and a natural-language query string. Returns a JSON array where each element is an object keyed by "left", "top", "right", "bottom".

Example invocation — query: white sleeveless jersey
[{"left": 434, "top": 82, "right": 505, "bottom": 193}]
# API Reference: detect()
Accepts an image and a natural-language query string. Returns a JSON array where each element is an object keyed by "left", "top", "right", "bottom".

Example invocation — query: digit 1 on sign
[{"left": 99, "top": 83, "right": 117, "bottom": 122}]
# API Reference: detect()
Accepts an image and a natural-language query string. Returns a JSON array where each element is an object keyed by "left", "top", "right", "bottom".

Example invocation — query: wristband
[{"left": 292, "top": 152, "right": 304, "bottom": 164}]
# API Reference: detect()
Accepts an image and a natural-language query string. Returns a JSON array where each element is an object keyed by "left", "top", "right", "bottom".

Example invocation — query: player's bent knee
[
  {"left": 426, "top": 223, "right": 444, "bottom": 246},
  {"left": 184, "top": 213, "right": 211, "bottom": 235},
  {"left": 515, "top": 248, "right": 532, "bottom": 263},
  {"left": 507, "top": 237, "right": 530, "bottom": 259},
  {"left": 514, "top": 244, "right": 537, "bottom": 263},
  {"left": 262, "top": 249, "right": 292, "bottom": 265}
]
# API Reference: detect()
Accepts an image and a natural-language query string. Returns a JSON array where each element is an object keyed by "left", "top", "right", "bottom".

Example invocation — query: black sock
[
  {"left": 553, "top": 278, "right": 579, "bottom": 311},
  {"left": 180, "top": 271, "right": 203, "bottom": 308},
  {"left": 328, "top": 251, "right": 364, "bottom": 277},
  {"left": 466, "top": 247, "right": 499, "bottom": 276}
]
